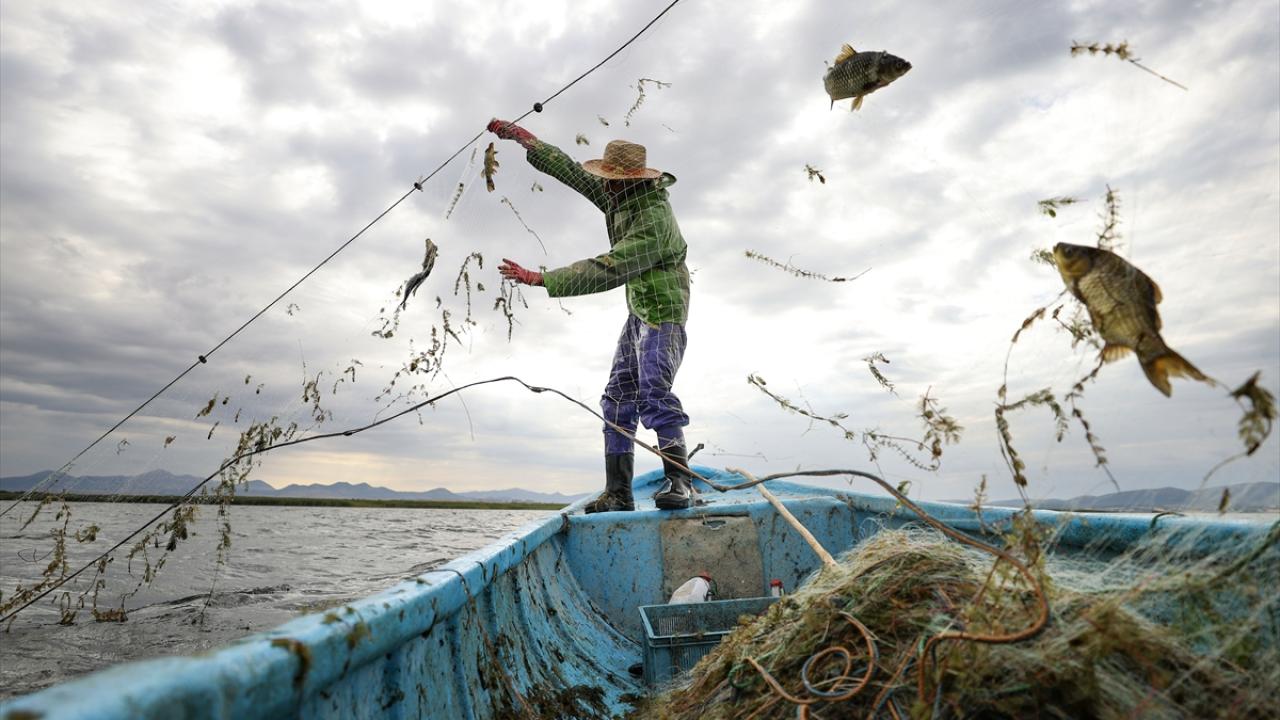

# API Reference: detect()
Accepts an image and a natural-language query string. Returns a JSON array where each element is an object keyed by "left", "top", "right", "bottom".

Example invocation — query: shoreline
[{"left": 0, "top": 490, "right": 568, "bottom": 511}]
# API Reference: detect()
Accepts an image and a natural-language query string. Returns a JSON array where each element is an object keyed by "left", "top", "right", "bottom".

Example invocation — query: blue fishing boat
[{"left": 1, "top": 467, "right": 1272, "bottom": 719}]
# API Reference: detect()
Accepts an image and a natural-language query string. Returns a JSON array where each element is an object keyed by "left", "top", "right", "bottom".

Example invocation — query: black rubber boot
[
  {"left": 654, "top": 445, "right": 694, "bottom": 510},
  {"left": 584, "top": 454, "right": 635, "bottom": 514}
]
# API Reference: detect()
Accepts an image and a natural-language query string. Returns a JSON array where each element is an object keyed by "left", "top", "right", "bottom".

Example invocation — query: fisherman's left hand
[
  {"left": 499, "top": 258, "right": 543, "bottom": 286},
  {"left": 487, "top": 119, "right": 538, "bottom": 150}
]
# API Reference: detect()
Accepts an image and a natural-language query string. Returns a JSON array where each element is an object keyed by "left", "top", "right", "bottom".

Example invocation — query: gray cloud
[{"left": 1, "top": 0, "right": 1276, "bottom": 502}]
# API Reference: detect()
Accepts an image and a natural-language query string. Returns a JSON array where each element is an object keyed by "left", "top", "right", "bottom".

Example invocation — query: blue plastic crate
[{"left": 638, "top": 596, "right": 778, "bottom": 687}]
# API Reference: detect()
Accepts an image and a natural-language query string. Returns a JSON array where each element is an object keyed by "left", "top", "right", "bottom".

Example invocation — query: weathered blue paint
[{"left": 3, "top": 466, "right": 1272, "bottom": 719}]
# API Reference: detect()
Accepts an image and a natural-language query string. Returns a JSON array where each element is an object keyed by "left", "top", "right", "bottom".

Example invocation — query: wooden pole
[{"left": 729, "top": 467, "right": 838, "bottom": 570}]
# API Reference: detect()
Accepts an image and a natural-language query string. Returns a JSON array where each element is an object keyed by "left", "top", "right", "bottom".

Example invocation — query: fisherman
[{"left": 486, "top": 119, "right": 693, "bottom": 512}]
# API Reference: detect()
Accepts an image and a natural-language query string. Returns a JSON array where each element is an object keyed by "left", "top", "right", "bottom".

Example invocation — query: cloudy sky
[{"left": 1, "top": 0, "right": 1277, "bottom": 504}]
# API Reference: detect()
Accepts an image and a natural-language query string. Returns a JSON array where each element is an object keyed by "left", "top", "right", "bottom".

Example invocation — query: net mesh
[
  {"left": 633, "top": 520, "right": 1280, "bottom": 719},
  {"left": 1, "top": 28, "right": 1276, "bottom": 714},
  {"left": 0, "top": 125, "right": 700, "bottom": 635}
]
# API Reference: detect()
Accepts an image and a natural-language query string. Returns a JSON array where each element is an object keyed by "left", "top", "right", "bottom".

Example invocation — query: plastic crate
[{"left": 638, "top": 596, "right": 778, "bottom": 687}]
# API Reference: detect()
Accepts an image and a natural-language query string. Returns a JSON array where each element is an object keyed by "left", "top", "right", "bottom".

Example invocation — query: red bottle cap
[{"left": 770, "top": 579, "right": 783, "bottom": 587}]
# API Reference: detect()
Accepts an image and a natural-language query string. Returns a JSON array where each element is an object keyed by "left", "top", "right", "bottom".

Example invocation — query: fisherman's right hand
[
  {"left": 487, "top": 119, "right": 538, "bottom": 150},
  {"left": 498, "top": 258, "right": 544, "bottom": 286}
]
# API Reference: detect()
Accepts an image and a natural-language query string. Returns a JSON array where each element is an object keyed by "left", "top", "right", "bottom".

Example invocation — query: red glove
[
  {"left": 487, "top": 118, "right": 538, "bottom": 150},
  {"left": 499, "top": 258, "right": 543, "bottom": 286}
]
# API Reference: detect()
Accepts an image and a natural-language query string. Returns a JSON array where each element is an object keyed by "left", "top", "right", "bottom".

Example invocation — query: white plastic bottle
[
  {"left": 769, "top": 579, "right": 784, "bottom": 598},
  {"left": 669, "top": 572, "right": 713, "bottom": 604}
]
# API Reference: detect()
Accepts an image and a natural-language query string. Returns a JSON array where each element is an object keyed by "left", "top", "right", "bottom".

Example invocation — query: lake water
[{"left": 0, "top": 501, "right": 554, "bottom": 700}]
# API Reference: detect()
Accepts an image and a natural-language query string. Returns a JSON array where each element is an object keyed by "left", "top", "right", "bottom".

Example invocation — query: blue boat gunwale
[
  {"left": 0, "top": 483, "right": 577, "bottom": 719},
  {"left": 2, "top": 465, "right": 1270, "bottom": 719},
  {"left": 669, "top": 468, "right": 1268, "bottom": 554}
]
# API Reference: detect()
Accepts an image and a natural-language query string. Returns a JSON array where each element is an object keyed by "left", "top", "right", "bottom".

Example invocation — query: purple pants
[{"left": 602, "top": 314, "right": 689, "bottom": 454}]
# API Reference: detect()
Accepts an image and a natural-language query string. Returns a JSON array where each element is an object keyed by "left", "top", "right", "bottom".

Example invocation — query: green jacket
[{"left": 527, "top": 141, "right": 690, "bottom": 326}]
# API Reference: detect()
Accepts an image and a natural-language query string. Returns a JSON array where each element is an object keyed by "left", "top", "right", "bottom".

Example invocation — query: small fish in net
[
  {"left": 399, "top": 238, "right": 439, "bottom": 311},
  {"left": 483, "top": 142, "right": 499, "bottom": 192}
]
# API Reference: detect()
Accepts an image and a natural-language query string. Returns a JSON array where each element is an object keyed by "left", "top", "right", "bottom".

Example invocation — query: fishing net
[
  {"left": 0, "top": 82, "right": 704, "bottom": 695},
  {"left": 631, "top": 519, "right": 1280, "bottom": 720},
  {"left": 1, "top": 4, "right": 1277, "bottom": 713}
]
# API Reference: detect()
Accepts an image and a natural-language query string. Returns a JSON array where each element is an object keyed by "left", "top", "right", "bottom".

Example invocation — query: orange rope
[{"left": 743, "top": 612, "right": 878, "bottom": 714}]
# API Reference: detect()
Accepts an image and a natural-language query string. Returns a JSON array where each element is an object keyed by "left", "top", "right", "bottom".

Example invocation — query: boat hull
[{"left": 2, "top": 467, "right": 1272, "bottom": 719}]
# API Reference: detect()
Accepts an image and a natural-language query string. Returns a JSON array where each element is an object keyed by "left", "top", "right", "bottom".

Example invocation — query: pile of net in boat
[{"left": 633, "top": 521, "right": 1279, "bottom": 720}]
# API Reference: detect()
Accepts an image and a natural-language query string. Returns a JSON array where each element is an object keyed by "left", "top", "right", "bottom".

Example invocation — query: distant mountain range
[
  {"left": 4, "top": 471, "right": 1275, "bottom": 513},
  {"left": 983, "top": 481, "right": 1279, "bottom": 513},
  {"left": 0, "top": 469, "right": 588, "bottom": 506}
]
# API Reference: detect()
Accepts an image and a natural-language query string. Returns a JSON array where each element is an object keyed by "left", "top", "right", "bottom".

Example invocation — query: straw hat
[{"left": 581, "top": 140, "right": 663, "bottom": 180}]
